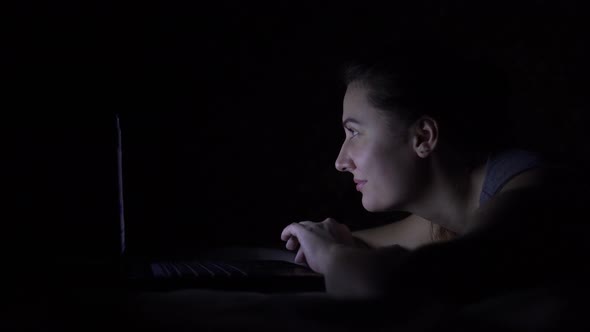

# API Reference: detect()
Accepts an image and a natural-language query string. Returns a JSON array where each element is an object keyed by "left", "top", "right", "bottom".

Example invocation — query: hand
[{"left": 280, "top": 218, "right": 355, "bottom": 274}]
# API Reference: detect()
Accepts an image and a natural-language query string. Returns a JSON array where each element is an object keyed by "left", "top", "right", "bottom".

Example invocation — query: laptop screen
[{"left": 116, "top": 114, "right": 126, "bottom": 255}]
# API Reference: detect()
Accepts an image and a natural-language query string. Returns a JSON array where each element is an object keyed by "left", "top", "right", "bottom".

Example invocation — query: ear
[{"left": 411, "top": 116, "right": 439, "bottom": 158}]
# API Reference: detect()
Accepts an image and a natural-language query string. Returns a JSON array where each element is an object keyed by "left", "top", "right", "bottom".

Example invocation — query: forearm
[
  {"left": 324, "top": 244, "right": 409, "bottom": 298},
  {"left": 352, "top": 235, "right": 372, "bottom": 248},
  {"left": 352, "top": 215, "right": 433, "bottom": 250}
]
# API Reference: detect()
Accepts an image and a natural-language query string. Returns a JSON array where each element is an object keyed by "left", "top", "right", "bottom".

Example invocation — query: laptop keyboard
[
  {"left": 149, "top": 260, "right": 313, "bottom": 279},
  {"left": 150, "top": 261, "right": 249, "bottom": 278}
]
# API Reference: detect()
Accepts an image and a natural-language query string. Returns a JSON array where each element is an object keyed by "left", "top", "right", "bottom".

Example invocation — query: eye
[{"left": 346, "top": 127, "right": 359, "bottom": 138}]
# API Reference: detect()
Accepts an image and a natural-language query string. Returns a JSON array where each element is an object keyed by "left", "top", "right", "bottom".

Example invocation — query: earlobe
[{"left": 417, "top": 146, "right": 431, "bottom": 158}]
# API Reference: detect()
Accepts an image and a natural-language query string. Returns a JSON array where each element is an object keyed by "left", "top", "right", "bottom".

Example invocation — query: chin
[
  {"left": 361, "top": 198, "right": 386, "bottom": 212},
  {"left": 362, "top": 195, "right": 402, "bottom": 213}
]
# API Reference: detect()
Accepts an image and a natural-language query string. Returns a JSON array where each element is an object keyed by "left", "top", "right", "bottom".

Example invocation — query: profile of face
[{"left": 335, "top": 83, "right": 428, "bottom": 212}]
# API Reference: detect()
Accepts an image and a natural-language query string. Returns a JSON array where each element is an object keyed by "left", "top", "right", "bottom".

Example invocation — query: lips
[{"left": 354, "top": 179, "right": 367, "bottom": 192}]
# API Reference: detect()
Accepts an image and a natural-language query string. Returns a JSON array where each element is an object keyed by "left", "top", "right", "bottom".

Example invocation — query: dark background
[{"left": 4, "top": 1, "right": 589, "bottom": 261}]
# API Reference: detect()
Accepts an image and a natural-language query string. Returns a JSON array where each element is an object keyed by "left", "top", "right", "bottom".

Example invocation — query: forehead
[
  {"left": 342, "top": 84, "right": 394, "bottom": 125},
  {"left": 343, "top": 83, "right": 368, "bottom": 113},
  {"left": 342, "top": 83, "right": 410, "bottom": 137},
  {"left": 343, "top": 84, "right": 373, "bottom": 120}
]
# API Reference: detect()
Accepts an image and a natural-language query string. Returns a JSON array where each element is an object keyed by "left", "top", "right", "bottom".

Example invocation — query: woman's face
[{"left": 335, "top": 83, "right": 424, "bottom": 212}]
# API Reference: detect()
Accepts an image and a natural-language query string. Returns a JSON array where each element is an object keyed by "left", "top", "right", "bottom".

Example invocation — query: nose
[{"left": 335, "top": 144, "right": 355, "bottom": 172}]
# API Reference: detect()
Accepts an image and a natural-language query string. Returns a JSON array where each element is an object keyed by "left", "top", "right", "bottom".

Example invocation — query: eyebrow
[{"left": 342, "top": 118, "right": 362, "bottom": 127}]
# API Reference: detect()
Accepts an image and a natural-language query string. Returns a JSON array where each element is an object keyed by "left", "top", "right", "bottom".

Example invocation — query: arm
[
  {"left": 352, "top": 214, "right": 434, "bottom": 250},
  {"left": 281, "top": 220, "right": 413, "bottom": 298},
  {"left": 323, "top": 244, "right": 410, "bottom": 298},
  {"left": 285, "top": 170, "right": 567, "bottom": 298},
  {"left": 352, "top": 168, "right": 550, "bottom": 249},
  {"left": 326, "top": 183, "right": 572, "bottom": 300}
]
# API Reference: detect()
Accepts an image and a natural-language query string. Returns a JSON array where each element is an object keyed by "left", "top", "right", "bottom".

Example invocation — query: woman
[{"left": 280, "top": 40, "right": 582, "bottom": 299}]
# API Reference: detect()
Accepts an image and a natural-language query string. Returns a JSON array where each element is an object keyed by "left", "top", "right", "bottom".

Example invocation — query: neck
[{"left": 408, "top": 154, "right": 487, "bottom": 234}]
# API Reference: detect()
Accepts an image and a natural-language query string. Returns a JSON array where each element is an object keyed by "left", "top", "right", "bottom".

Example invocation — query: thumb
[{"left": 294, "top": 248, "right": 307, "bottom": 266}]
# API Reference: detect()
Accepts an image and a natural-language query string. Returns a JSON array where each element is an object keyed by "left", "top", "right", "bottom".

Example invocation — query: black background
[{"left": 4, "top": 1, "right": 589, "bottom": 261}]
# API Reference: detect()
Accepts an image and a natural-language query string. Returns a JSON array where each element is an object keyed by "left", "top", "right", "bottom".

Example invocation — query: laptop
[{"left": 115, "top": 114, "right": 324, "bottom": 292}]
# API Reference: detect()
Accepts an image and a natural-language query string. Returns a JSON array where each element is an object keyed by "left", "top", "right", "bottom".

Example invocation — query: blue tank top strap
[{"left": 479, "top": 149, "right": 546, "bottom": 206}]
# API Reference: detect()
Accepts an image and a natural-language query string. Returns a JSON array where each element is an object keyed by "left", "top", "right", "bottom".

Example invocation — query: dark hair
[{"left": 342, "top": 39, "right": 514, "bottom": 168}]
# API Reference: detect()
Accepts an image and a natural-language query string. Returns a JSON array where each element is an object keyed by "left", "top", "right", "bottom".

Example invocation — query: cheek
[
  {"left": 370, "top": 146, "right": 405, "bottom": 182},
  {"left": 376, "top": 164, "right": 406, "bottom": 197},
  {"left": 372, "top": 150, "right": 417, "bottom": 199},
  {"left": 349, "top": 142, "right": 372, "bottom": 170}
]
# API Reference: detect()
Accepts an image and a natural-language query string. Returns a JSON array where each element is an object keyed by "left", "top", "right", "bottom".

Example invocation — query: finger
[
  {"left": 299, "top": 221, "right": 315, "bottom": 227},
  {"left": 294, "top": 248, "right": 307, "bottom": 266},
  {"left": 322, "top": 217, "right": 351, "bottom": 237},
  {"left": 323, "top": 217, "right": 337, "bottom": 225},
  {"left": 280, "top": 223, "right": 297, "bottom": 241},
  {"left": 281, "top": 222, "right": 305, "bottom": 241},
  {"left": 285, "top": 236, "right": 299, "bottom": 251}
]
